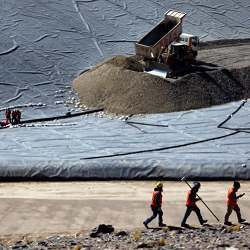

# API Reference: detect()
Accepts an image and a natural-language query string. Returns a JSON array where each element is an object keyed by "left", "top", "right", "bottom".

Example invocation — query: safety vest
[
  {"left": 227, "top": 188, "right": 237, "bottom": 207},
  {"left": 186, "top": 190, "right": 196, "bottom": 207},
  {"left": 151, "top": 191, "right": 162, "bottom": 208}
]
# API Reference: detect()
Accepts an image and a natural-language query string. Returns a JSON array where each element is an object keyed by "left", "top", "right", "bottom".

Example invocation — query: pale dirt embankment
[
  {"left": 0, "top": 181, "right": 250, "bottom": 249},
  {"left": 1, "top": 181, "right": 249, "bottom": 235},
  {"left": 73, "top": 40, "right": 250, "bottom": 115}
]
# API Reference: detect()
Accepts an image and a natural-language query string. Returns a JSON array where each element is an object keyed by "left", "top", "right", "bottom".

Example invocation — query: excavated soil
[{"left": 73, "top": 41, "right": 250, "bottom": 115}]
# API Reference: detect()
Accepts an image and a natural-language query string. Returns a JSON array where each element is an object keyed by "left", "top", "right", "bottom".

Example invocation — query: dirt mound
[{"left": 73, "top": 54, "right": 250, "bottom": 115}]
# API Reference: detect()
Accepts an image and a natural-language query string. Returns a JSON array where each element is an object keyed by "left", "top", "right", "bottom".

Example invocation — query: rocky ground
[
  {"left": 73, "top": 40, "right": 250, "bottom": 115},
  {"left": 1, "top": 223, "right": 249, "bottom": 250}
]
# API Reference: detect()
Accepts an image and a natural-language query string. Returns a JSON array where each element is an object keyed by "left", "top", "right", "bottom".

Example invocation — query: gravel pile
[
  {"left": 73, "top": 55, "right": 249, "bottom": 115},
  {"left": 1, "top": 224, "right": 250, "bottom": 249}
]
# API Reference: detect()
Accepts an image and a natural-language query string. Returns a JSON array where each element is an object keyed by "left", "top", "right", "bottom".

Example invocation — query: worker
[
  {"left": 224, "top": 181, "right": 246, "bottom": 225},
  {"left": 15, "top": 109, "right": 21, "bottom": 124},
  {"left": 11, "top": 109, "right": 17, "bottom": 124},
  {"left": 143, "top": 182, "right": 166, "bottom": 229},
  {"left": 5, "top": 108, "right": 11, "bottom": 123},
  {"left": 181, "top": 182, "right": 207, "bottom": 227},
  {"left": 11, "top": 109, "right": 21, "bottom": 124}
]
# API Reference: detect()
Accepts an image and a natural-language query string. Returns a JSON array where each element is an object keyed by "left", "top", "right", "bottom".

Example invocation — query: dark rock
[
  {"left": 15, "top": 241, "right": 23, "bottom": 245},
  {"left": 90, "top": 224, "right": 115, "bottom": 238},
  {"left": 11, "top": 244, "right": 28, "bottom": 249},
  {"left": 243, "top": 244, "right": 250, "bottom": 248},
  {"left": 115, "top": 231, "right": 128, "bottom": 237},
  {"left": 38, "top": 240, "right": 48, "bottom": 246},
  {"left": 217, "top": 243, "right": 230, "bottom": 247},
  {"left": 89, "top": 231, "right": 99, "bottom": 238},
  {"left": 69, "top": 240, "right": 78, "bottom": 246}
]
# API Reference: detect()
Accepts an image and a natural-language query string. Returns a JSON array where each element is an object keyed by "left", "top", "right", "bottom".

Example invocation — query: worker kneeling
[
  {"left": 143, "top": 182, "right": 166, "bottom": 229},
  {"left": 181, "top": 182, "right": 207, "bottom": 227}
]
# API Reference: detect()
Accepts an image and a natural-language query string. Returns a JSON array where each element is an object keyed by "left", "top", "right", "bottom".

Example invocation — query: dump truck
[{"left": 135, "top": 10, "right": 199, "bottom": 77}]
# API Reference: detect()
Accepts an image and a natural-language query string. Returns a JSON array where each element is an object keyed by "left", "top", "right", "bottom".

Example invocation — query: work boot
[
  {"left": 159, "top": 223, "right": 167, "bottom": 227},
  {"left": 201, "top": 219, "right": 208, "bottom": 225},
  {"left": 143, "top": 221, "right": 149, "bottom": 229},
  {"left": 224, "top": 221, "right": 233, "bottom": 226},
  {"left": 181, "top": 223, "right": 189, "bottom": 228},
  {"left": 238, "top": 219, "right": 246, "bottom": 223}
]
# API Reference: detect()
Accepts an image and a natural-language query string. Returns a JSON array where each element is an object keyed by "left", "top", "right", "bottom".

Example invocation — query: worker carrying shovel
[
  {"left": 224, "top": 181, "right": 246, "bottom": 225},
  {"left": 181, "top": 182, "right": 207, "bottom": 227},
  {"left": 143, "top": 182, "right": 166, "bottom": 229}
]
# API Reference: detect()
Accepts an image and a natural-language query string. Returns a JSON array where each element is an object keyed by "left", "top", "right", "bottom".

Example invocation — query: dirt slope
[
  {"left": 73, "top": 41, "right": 250, "bottom": 115},
  {"left": 0, "top": 181, "right": 249, "bottom": 235}
]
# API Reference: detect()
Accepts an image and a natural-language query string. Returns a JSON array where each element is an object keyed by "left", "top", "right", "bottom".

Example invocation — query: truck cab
[{"left": 179, "top": 33, "right": 199, "bottom": 51}]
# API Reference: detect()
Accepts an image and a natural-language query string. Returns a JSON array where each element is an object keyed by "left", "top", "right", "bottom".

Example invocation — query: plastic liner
[
  {"left": 0, "top": 100, "right": 249, "bottom": 180},
  {"left": 1, "top": 0, "right": 250, "bottom": 116},
  {"left": 0, "top": 1, "right": 250, "bottom": 180}
]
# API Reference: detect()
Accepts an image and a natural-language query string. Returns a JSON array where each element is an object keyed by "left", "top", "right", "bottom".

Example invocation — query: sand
[{"left": 0, "top": 181, "right": 249, "bottom": 236}]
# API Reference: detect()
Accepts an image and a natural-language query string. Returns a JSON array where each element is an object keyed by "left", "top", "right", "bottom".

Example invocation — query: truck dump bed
[
  {"left": 135, "top": 10, "right": 186, "bottom": 59},
  {"left": 140, "top": 20, "right": 177, "bottom": 47}
]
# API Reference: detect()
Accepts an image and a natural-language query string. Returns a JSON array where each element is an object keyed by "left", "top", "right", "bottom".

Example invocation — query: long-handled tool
[{"left": 181, "top": 177, "right": 220, "bottom": 222}]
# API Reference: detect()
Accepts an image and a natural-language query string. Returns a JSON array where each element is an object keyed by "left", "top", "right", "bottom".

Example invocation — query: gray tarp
[
  {"left": 0, "top": 100, "right": 249, "bottom": 180},
  {"left": 0, "top": 0, "right": 250, "bottom": 179}
]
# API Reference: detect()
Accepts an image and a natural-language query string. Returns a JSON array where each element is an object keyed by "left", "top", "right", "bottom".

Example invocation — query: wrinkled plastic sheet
[
  {"left": 0, "top": 100, "right": 249, "bottom": 180},
  {"left": 0, "top": 0, "right": 250, "bottom": 180},
  {"left": 0, "top": 0, "right": 250, "bottom": 116}
]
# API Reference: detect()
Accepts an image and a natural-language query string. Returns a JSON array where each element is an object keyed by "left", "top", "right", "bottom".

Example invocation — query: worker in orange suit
[
  {"left": 143, "top": 182, "right": 166, "bottom": 229},
  {"left": 224, "top": 181, "right": 246, "bottom": 225},
  {"left": 181, "top": 182, "right": 207, "bottom": 227}
]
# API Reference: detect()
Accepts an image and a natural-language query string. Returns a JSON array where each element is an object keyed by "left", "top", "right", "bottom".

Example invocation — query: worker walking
[
  {"left": 181, "top": 182, "right": 207, "bottom": 227},
  {"left": 224, "top": 181, "right": 246, "bottom": 225},
  {"left": 143, "top": 182, "right": 166, "bottom": 229}
]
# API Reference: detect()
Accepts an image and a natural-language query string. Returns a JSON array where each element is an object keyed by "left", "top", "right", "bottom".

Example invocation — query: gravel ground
[
  {"left": 1, "top": 223, "right": 249, "bottom": 249},
  {"left": 73, "top": 41, "right": 250, "bottom": 115}
]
